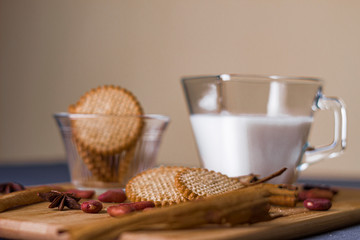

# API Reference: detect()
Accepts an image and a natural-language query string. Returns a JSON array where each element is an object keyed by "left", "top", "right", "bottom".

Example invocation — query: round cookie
[
  {"left": 69, "top": 85, "right": 144, "bottom": 155},
  {"left": 175, "top": 168, "right": 246, "bottom": 200},
  {"left": 77, "top": 142, "right": 135, "bottom": 184},
  {"left": 125, "top": 166, "right": 189, "bottom": 207}
]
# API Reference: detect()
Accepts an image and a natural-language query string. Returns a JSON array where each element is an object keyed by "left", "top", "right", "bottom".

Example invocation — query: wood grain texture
[{"left": 0, "top": 187, "right": 359, "bottom": 240}]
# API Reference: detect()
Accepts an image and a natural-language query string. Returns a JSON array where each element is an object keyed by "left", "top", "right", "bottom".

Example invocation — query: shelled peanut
[
  {"left": 98, "top": 189, "right": 127, "bottom": 203},
  {"left": 66, "top": 189, "right": 95, "bottom": 199},
  {"left": 107, "top": 201, "right": 155, "bottom": 217},
  {"left": 81, "top": 200, "right": 103, "bottom": 213},
  {"left": 298, "top": 184, "right": 337, "bottom": 211},
  {"left": 77, "top": 188, "right": 156, "bottom": 216},
  {"left": 298, "top": 188, "right": 334, "bottom": 201},
  {"left": 304, "top": 198, "right": 332, "bottom": 211}
]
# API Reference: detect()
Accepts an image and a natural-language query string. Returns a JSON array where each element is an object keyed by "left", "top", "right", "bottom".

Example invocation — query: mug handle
[{"left": 299, "top": 95, "right": 347, "bottom": 171}]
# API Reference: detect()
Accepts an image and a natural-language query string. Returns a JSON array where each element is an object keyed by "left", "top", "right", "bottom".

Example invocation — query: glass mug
[{"left": 181, "top": 74, "right": 347, "bottom": 184}]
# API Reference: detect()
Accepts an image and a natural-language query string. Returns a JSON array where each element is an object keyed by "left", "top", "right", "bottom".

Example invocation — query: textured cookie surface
[
  {"left": 77, "top": 142, "right": 135, "bottom": 183},
  {"left": 175, "top": 168, "right": 245, "bottom": 200},
  {"left": 69, "top": 85, "right": 144, "bottom": 155},
  {"left": 125, "top": 166, "right": 189, "bottom": 207},
  {"left": 69, "top": 85, "right": 143, "bottom": 116}
]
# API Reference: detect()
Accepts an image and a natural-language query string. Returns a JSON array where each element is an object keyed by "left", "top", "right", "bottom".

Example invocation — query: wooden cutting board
[{"left": 1, "top": 187, "right": 360, "bottom": 240}]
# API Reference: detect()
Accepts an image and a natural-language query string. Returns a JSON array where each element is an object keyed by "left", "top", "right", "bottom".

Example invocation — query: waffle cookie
[
  {"left": 69, "top": 85, "right": 143, "bottom": 183},
  {"left": 125, "top": 166, "right": 189, "bottom": 207},
  {"left": 175, "top": 168, "right": 246, "bottom": 200},
  {"left": 69, "top": 85, "right": 144, "bottom": 155},
  {"left": 77, "top": 142, "right": 135, "bottom": 183}
]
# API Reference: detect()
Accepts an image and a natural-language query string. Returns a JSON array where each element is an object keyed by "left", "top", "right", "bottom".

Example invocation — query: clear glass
[
  {"left": 54, "top": 113, "right": 170, "bottom": 191},
  {"left": 182, "top": 74, "right": 347, "bottom": 184}
]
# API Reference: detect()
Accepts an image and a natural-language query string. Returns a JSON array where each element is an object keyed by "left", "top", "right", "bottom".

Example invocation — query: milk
[{"left": 190, "top": 114, "right": 313, "bottom": 184}]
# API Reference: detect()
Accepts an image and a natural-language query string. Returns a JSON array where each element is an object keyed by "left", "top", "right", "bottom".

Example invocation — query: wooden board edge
[{"left": 0, "top": 218, "right": 68, "bottom": 240}]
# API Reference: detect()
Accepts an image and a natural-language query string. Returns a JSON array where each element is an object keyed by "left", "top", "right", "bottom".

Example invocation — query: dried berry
[
  {"left": 98, "top": 189, "right": 126, "bottom": 203},
  {"left": 304, "top": 198, "right": 332, "bottom": 211},
  {"left": 81, "top": 200, "right": 103, "bottom": 213}
]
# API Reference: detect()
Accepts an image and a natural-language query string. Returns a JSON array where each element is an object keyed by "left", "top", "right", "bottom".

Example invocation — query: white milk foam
[{"left": 190, "top": 114, "right": 313, "bottom": 184}]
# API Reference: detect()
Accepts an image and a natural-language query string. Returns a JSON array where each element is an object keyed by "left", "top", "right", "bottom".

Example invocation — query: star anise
[
  {"left": 0, "top": 182, "right": 25, "bottom": 194},
  {"left": 38, "top": 190, "right": 81, "bottom": 211}
]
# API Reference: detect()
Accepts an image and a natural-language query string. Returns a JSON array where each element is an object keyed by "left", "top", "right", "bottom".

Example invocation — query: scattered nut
[
  {"left": 107, "top": 201, "right": 155, "bottom": 217},
  {"left": 81, "top": 200, "right": 103, "bottom": 213},
  {"left": 304, "top": 198, "right": 332, "bottom": 211},
  {"left": 107, "top": 205, "right": 133, "bottom": 217},
  {"left": 66, "top": 189, "right": 95, "bottom": 199},
  {"left": 302, "top": 184, "right": 338, "bottom": 195},
  {"left": 98, "top": 189, "right": 127, "bottom": 203},
  {"left": 129, "top": 201, "right": 155, "bottom": 211},
  {"left": 298, "top": 189, "right": 334, "bottom": 201}
]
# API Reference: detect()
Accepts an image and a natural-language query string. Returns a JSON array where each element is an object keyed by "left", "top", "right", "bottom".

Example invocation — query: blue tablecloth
[{"left": 0, "top": 163, "right": 359, "bottom": 239}]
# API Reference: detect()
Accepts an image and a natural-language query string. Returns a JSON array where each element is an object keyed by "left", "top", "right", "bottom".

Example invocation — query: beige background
[{"left": 0, "top": 0, "right": 359, "bottom": 180}]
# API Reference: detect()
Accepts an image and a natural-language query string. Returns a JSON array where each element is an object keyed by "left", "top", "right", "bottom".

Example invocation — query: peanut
[
  {"left": 303, "top": 184, "right": 338, "bottom": 195},
  {"left": 107, "top": 201, "right": 155, "bottom": 217},
  {"left": 128, "top": 201, "right": 155, "bottom": 211},
  {"left": 107, "top": 205, "right": 133, "bottom": 217},
  {"left": 81, "top": 200, "right": 103, "bottom": 213},
  {"left": 66, "top": 189, "right": 95, "bottom": 199},
  {"left": 304, "top": 198, "right": 332, "bottom": 211},
  {"left": 98, "top": 189, "right": 126, "bottom": 203},
  {"left": 298, "top": 189, "right": 334, "bottom": 201}
]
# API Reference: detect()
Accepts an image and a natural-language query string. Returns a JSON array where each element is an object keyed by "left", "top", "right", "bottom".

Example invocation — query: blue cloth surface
[
  {"left": 0, "top": 163, "right": 359, "bottom": 239},
  {"left": 0, "top": 163, "right": 70, "bottom": 185}
]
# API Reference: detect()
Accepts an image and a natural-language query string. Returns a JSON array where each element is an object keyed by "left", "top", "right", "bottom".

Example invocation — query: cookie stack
[
  {"left": 125, "top": 167, "right": 246, "bottom": 206},
  {"left": 69, "top": 85, "right": 144, "bottom": 183}
]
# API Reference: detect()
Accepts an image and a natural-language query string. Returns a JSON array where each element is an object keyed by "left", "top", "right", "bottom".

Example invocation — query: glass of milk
[{"left": 181, "top": 74, "right": 347, "bottom": 184}]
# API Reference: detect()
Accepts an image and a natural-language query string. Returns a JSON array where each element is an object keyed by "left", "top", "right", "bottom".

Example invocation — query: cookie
[
  {"left": 125, "top": 166, "right": 189, "bottom": 207},
  {"left": 69, "top": 85, "right": 144, "bottom": 155},
  {"left": 77, "top": 141, "right": 136, "bottom": 184},
  {"left": 175, "top": 168, "right": 245, "bottom": 200},
  {"left": 78, "top": 144, "right": 111, "bottom": 182},
  {"left": 116, "top": 144, "right": 136, "bottom": 184}
]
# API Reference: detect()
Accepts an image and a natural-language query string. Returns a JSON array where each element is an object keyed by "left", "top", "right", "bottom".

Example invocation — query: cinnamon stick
[
  {"left": 248, "top": 167, "right": 287, "bottom": 185},
  {"left": 269, "top": 195, "right": 297, "bottom": 207},
  {"left": 254, "top": 183, "right": 298, "bottom": 196},
  {"left": 0, "top": 185, "right": 55, "bottom": 212},
  {"left": 232, "top": 174, "right": 259, "bottom": 185},
  {"left": 65, "top": 186, "right": 272, "bottom": 240},
  {"left": 250, "top": 183, "right": 298, "bottom": 207}
]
